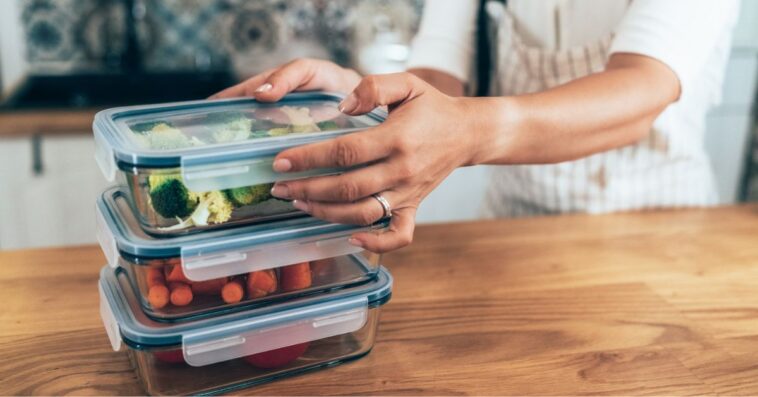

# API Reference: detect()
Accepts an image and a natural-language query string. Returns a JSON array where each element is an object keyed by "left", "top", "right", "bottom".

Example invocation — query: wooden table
[
  {"left": 2, "top": 205, "right": 758, "bottom": 395},
  {"left": 0, "top": 109, "right": 97, "bottom": 138}
]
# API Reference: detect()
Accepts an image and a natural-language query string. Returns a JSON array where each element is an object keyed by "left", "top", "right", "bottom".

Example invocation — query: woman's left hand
[{"left": 269, "top": 72, "right": 484, "bottom": 253}]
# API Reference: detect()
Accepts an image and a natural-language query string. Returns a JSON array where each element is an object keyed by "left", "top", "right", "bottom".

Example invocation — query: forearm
[
  {"left": 408, "top": 68, "right": 465, "bottom": 97},
  {"left": 467, "top": 54, "right": 679, "bottom": 165}
]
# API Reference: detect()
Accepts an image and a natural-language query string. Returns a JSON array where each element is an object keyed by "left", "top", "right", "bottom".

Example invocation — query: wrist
[{"left": 460, "top": 96, "right": 523, "bottom": 166}]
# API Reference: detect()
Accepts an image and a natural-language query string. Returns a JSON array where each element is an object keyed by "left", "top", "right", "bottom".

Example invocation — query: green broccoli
[
  {"left": 224, "top": 183, "right": 273, "bottom": 207},
  {"left": 316, "top": 120, "right": 340, "bottom": 131},
  {"left": 130, "top": 121, "right": 174, "bottom": 134},
  {"left": 131, "top": 122, "right": 193, "bottom": 150},
  {"left": 148, "top": 174, "right": 199, "bottom": 218},
  {"left": 202, "top": 191, "right": 235, "bottom": 224},
  {"left": 205, "top": 111, "right": 253, "bottom": 143}
]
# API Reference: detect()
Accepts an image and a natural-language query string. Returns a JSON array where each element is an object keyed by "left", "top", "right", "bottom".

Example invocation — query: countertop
[
  {"left": 0, "top": 109, "right": 97, "bottom": 138},
  {"left": 2, "top": 205, "right": 758, "bottom": 395}
]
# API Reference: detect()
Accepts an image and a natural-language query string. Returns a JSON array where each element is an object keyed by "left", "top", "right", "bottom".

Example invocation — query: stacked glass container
[{"left": 94, "top": 93, "right": 393, "bottom": 395}]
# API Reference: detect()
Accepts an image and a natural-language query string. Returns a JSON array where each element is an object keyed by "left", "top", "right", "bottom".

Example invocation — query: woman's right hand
[{"left": 210, "top": 58, "right": 362, "bottom": 102}]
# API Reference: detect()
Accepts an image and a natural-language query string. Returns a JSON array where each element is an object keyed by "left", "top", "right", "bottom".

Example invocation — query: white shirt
[
  {"left": 408, "top": 0, "right": 738, "bottom": 101},
  {"left": 407, "top": 0, "right": 739, "bottom": 213}
]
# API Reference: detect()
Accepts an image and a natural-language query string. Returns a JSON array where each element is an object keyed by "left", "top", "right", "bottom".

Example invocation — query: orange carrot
[
  {"left": 146, "top": 267, "right": 166, "bottom": 288},
  {"left": 164, "top": 264, "right": 192, "bottom": 284},
  {"left": 280, "top": 262, "right": 312, "bottom": 292},
  {"left": 148, "top": 284, "right": 170, "bottom": 309},
  {"left": 221, "top": 278, "right": 245, "bottom": 304},
  {"left": 190, "top": 278, "right": 227, "bottom": 295},
  {"left": 247, "top": 270, "right": 277, "bottom": 298},
  {"left": 169, "top": 282, "right": 193, "bottom": 306}
]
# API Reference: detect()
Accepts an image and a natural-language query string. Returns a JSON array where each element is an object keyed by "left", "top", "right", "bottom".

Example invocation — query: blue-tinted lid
[
  {"left": 99, "top": 264, "right": 392, "bottom": 365},
  {"left": 93, "top": 93, "right": 387, "bottom": 191},
  {"left": 97, "top": 187, "right": 389, "bottom": 281}
]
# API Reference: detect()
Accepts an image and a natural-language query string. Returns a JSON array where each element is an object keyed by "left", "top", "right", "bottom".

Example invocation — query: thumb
[{"left": 339, "top": 73, "right": 427, "bottom": 115}]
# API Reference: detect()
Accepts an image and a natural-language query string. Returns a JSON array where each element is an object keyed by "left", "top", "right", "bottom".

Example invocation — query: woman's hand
[
  {"left": 210, "top": 58, "right": 362, "bottom": 101},
  {"left": 268, "top": 73, "right": 485, "bottom": 253}
]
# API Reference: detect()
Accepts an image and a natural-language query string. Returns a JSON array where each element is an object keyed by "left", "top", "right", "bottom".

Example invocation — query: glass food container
[
  {"left": 99, "top": 265, "right": 392, "bottom": 395},
  {"left": 97, "top": 187, "right": 387, "bottom": 321},
  {"left": 93, "top": 92, "right": 386, "bottom": 236}
]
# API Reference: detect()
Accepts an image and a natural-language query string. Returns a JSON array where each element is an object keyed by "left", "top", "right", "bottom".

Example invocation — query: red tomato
[
  {"left": 243, "top": 342, "right": 309, "bottom": 369},
  {"left": 153, "top": 349, "right": 185, "bottom": 364}
]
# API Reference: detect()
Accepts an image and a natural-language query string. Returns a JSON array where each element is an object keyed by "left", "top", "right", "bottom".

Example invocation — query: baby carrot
[
  {"left": 148, "top": 284, "right": 170, "bottom": 309},
  {"left": 221, "top": 278, "right": 244, "bottom": 304},
  {"left": 146, "top": 267, "right": 166, "bottom": 288},
  {"left": 280, "top": 262, "right": 312, "bottom": 292},
  {"left": 164, "top": 264, "right": 192, "bottom": 284},
  {"left": 169, "top": 282, "right": 193, "bottom": 306},
  {"left": 191, "top": 278, "right": 227, "bottom": 295},
  {"left": 247, "top": 270, "right": 277, "bottom": 298}
]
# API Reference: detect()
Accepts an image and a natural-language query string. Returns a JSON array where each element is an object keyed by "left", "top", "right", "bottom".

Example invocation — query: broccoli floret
[
  {"left": 280, "top": 106, "right": 320, "bottom": 134},
  {"left": 131, "top": 123, "right": 193, "bottom": 150},
  {"left": 130, "top": 121, "right": 174, "bottom": 134},
  {"left": 149, "top": 124, "right": 194, "bottom": 149},
  {"left": 224, "top": 183, "right": 273, "bottom": 207},
  {"left": 202, "top": 191, "right": 234, "bottom": 224},
  {"left": 290, "top": 124, "right": 319, "bottom": 133},
  {"left": 148, "top": 175, "right": 199, "bottom": 218},
  {"left": 267, "top": 127, "right": 292, "bottom": 137},
  {"left": 316, "top": 120, "right": 339, "bottom": 131},
  {"left": 205, "top": 111, "right": 253, "bottom": 143}
]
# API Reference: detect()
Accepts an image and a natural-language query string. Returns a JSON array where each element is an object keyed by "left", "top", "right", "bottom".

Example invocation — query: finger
[
  {"left": 339, "top": 73, "right": 426, "bottom": 115},
  {"left": 253, "top": 59, "right": 322, "bottom": 102},
  {"left": 291, "top": 190, "right": 397, "bottom": 226},
  {"left": 209, "top": 69, "right": 275, "bottom": 99},
  {"left": 349, "top": 207, "right": 416, "bottom": 253},
  {"left": 273, "top": 128, "right": 394, "bottom": 173},
  {"left": 271, "top": 162, "right": 398, "bottom": 202}
]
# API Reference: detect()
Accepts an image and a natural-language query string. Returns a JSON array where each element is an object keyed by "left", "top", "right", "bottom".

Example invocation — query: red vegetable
[
  {"left": 280, "top": 262, "right": 312, "bottom": 292},
  {"left": 243, "top": 342, "right": 310, "bottom": 369}
]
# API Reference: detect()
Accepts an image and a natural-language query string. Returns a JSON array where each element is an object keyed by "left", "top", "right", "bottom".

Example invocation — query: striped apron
[{"left": 481, "top": 4, "right": 718, "bottom": 218}]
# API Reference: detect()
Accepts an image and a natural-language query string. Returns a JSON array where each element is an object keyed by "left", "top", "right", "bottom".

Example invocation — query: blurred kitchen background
[{"left": 0, "top": 0, "right": 756, "bottom": 249}]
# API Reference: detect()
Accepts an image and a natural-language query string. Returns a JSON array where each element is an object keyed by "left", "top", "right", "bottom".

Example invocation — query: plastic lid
[
  {"left": 98, "top": 264, "right": 392, "bottom": 366},
  {"left": 93, "top": 93, "right": 387, "bottom": 190},
  {"left": 97, "top": 187, "right": 389, "bottom": 281}
]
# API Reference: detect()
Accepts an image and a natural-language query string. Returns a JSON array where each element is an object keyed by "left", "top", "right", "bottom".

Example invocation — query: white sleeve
[
  {"left": 406, "top": 0, "right": 479, "bottom": 83},
  {"left": 609, "top": 0, "right": 739, "bottom": 96}
]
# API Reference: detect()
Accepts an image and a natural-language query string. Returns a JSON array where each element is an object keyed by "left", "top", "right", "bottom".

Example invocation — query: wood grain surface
[
  {"left": 1, "top": 205, "right": 758, "bottom": 395},
  {"left": 0, "top": 109, "right": 97, "bottom": 137}
]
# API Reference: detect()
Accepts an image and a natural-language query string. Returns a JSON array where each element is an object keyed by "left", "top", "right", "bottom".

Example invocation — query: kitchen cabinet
[{"left": 0, "top": 135, "right": 111, "bottom": 249}]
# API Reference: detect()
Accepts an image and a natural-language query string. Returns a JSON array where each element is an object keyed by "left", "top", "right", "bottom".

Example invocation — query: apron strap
[{"left": 475, "top": 0, "right": 506, "bottom": 96}]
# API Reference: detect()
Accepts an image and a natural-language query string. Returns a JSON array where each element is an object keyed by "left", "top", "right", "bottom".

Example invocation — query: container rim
[
  {"left": 97, "top": 186, "right": 390, "bottom": 260},
  {"left": 99, "top": 264, "right": 393, "bottom": 348},
  {"left": 94, "top": 92, "right": 388, "bottom": 169}
]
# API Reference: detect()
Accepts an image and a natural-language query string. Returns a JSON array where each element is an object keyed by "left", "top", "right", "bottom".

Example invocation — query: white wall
[{"left": 0, "top": 0, "right": 27, "bottom": 98}]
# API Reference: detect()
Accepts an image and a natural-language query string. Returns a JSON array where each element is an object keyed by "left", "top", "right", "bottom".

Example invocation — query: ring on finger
[{"left": 372, "top": 193, "right": 392, "bottom": 219}]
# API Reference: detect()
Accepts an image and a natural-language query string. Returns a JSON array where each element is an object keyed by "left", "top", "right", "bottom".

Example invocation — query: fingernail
[
  {"left": 338, "top": 93, "right": 358, "bottom": 113},
  {"left": 348, "top": 238, "right": 363, "bottom": 248},
  {"left": 254, "top": 83, "right": 273, "bottom": 93},
  {"left": 270, "top": 184, "right": 290, "bottom": 199},
  {"left": 292, "top": 199, "right": 310, "bottom": 213},
  {"left": 272, "top": 158, "right": 292, "bottom": 172}
]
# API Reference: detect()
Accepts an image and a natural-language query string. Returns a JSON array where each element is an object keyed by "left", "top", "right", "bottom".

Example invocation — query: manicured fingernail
[
  {"left": 270, "top": 184, "right": 290, "bottom": 199},
  {"left": 254, "top": 83, "right": 273, "bottom": 93},
  {"left": 272, "top": 158, "right": 292, "bottom": 172},
  {"left": 348, "top": 238, "right": 363, "bottom": 247},
  {"left": 292, "top": 199, "right": 310, "bottom": 213},
  {"left": 338, "top": 93, "right": 358, "bottom": 113}
]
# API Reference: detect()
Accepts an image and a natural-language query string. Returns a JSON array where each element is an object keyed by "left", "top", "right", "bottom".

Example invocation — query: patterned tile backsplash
[{"left": 20, "top": 0, "right": 423, "bottom": 77}]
